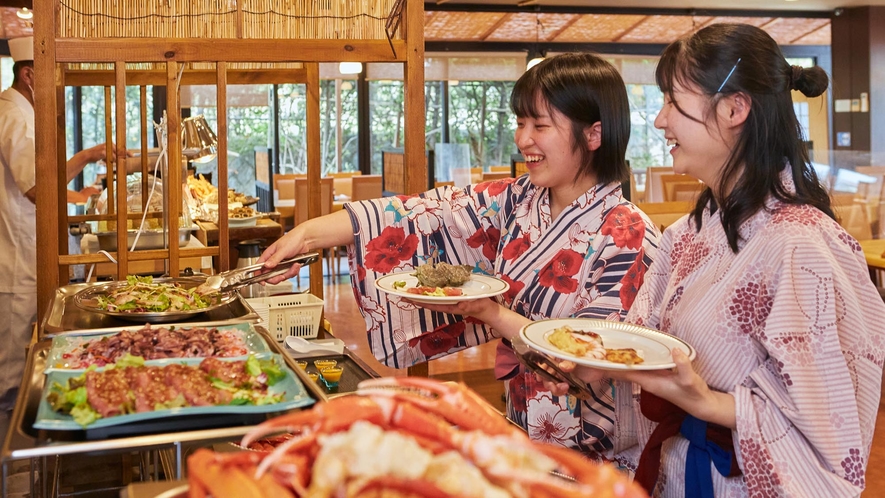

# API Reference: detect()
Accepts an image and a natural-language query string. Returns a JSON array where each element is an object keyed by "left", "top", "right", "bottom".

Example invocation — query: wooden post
[
  {"left": 306, "top": 62, "right": 323, "bottom": 299},
  {"left": 403, "top": 0, "right": 425, "bottom": 195},
  {"left": 35, "top": 7, "right": 59, "bottom": 326},
  {"left": 115, "top": 62, "right": 129, "bottom": 279},
  {"left": 217, "top": 62, "right": 230, "bottom": 272},
  {"left": 166, "top": 61, "right": 181, "bottom": 277},
  {"left": 56, "top": 69, "right": 69, "bottom": 284}
]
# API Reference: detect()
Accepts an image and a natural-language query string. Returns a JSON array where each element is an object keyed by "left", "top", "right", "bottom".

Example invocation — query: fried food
[
  {"left": 547, "top": 325, "right": 645, "bottom": 365},
  {"left": 413, "top": 262, "right": 473, "bottom": 288}
]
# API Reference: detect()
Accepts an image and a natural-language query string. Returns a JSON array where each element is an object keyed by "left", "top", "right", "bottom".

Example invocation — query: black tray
[
  {"left": 13, "top": 328, "right": 327, "bottom": 443},
  {"left": 299, "top": 354, "right": 375, "bottom": 397}
]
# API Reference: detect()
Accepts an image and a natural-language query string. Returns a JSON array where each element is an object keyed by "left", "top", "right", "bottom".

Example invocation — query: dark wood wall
[{"left": 831, "top": 6, "right": 885, "bottom": 154}]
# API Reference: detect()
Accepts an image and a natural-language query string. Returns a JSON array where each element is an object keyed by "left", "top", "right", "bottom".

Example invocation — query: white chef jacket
[
  {"left": 0, "top": 86, "right": 37, "bottom": 411},
  {"left": 0, "top": 87, "right": 37, "bottom": 293}
]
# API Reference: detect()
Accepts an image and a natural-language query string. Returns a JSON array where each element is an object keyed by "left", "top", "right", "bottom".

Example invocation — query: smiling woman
[{"left": 257, "top": 52, "right": 661, "bottom": 466}]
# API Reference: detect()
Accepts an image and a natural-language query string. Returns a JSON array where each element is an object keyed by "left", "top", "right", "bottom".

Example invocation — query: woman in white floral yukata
[
  {"left": 259, "top": 53, "right": 660, "bottom": 460},
  {"left": 547, "top": 24, "right": 885, "bottom": 497}
]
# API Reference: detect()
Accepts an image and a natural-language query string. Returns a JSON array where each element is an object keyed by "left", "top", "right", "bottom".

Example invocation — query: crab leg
[{"left": 357, "top": 377, "right": 519, "bottom": 437}]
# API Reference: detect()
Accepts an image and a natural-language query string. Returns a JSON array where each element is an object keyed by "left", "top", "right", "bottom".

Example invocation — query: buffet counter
[{"left": 1, "top": 281, "right": 379, "bottom": 497}]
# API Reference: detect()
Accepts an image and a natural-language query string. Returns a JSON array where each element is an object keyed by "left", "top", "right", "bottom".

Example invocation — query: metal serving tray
[
  {"left": 2, "top": 326, "right": 328, "bottom": 453},
  {"left": 42, "top": 282, "right": 260, "bottom": 337}
]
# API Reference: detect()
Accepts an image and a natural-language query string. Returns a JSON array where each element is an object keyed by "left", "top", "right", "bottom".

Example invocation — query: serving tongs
[
  {"left": 196, "top": 252, "right": 320, "bottom": 295},
  {"left": 511, "top": 335, "right": 593, "bottom": 400}
]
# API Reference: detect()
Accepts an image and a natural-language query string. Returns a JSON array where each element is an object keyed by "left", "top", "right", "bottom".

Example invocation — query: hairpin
[{"left": 717, "top": 57, "right": 742, "bottom": 93}]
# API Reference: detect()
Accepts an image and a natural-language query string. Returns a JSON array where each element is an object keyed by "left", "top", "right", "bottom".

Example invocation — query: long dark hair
[
  {"left": 656, "top": 23, "right": 833, "bottom": 252},
  {"left": 510, "top": 52, "right": 631, "bottom": 185}
]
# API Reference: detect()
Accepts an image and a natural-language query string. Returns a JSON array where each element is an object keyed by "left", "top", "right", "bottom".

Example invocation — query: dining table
[{"left": 858, "top": 238, "right": 885, "bottom": 285}]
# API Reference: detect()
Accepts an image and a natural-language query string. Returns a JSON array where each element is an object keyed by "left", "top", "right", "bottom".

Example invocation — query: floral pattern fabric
[
  {"left": 345, "top": 175, "right": 660, "bottom": 458},
  {"left": 618, "top": 178, "right": 885, "bottom": 496}
]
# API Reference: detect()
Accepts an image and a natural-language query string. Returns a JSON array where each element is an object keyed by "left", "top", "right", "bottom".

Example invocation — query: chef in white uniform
[{"left": 0, "top": 37, "right": 108, "bottom": 440}]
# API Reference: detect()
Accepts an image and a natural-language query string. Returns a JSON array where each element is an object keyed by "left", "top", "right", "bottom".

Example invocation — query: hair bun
[
  {"left": 789, "top": 65, "right": 804, "bottom": 90},
  {"left": 789, "top": 65, "right": 829, "bottom": 98}
]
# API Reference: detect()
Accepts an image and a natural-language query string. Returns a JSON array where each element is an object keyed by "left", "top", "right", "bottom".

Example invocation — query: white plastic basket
[{"left": 248, "top": 293, "right": 324, "bottom": 342}]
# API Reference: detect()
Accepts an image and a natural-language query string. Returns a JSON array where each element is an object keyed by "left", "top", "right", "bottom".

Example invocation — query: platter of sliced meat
[
  {"left": 45, "top": 323, "right": 269, "bottom": 372},
  {"left": 34, "top": 353, "right": 314, "bottom": 430}
]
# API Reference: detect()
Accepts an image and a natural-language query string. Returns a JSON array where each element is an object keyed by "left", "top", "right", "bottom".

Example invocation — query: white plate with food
[
  {"left": 375, "top": 265, "right": 509, "bottom": 305},
  {"left": 519, "top": 318, "right": 696, "bottom": 370}
]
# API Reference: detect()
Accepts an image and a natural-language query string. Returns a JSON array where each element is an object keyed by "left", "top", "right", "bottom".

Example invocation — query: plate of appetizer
[
  {"left": 519, "top": 318, "right": 696, "bottom": 370},
  {"left": 375, "top": 262, "right": 509, "bottom": 305}
]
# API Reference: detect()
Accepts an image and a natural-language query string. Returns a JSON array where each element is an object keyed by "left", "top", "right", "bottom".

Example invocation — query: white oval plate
[
  {"left": 375, "top": 272, "right": 510, "bottom": 305},
  {"left": 519, "top": 318, "right": 696, "bottom": 370}
]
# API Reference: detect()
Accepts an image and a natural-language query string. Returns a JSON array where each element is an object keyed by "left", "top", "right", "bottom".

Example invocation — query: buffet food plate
[
  {"left": 45, "top": 322, "right": 270, "bottom": 372},
  {"left": 33, "top": 353, "right": 314, "bottom": 431},
  {"left": 375, "top": 272, "right": 509, "bottom": 305},
  {"left": 72, "top": 277, "right": 239, "bottom": 324}
]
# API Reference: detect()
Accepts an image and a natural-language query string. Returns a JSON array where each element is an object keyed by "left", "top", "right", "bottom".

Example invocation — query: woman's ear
[
  {"left": 585, "top": 122, "right": 603, "bottom": 151},
  {"left": 723, "top": 92, "right": 751, "bottom": 128}
]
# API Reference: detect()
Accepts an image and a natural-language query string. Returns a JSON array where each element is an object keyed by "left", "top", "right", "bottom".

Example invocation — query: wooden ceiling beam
[
  {"left": 479, "top": 13, "right": 512, "bottom": 41},
  {"left": 548, "top": 14, "right": 581, "bottom": 42},
  {"left": 612, "top": 15, "right": 650, "bottom": 42},
  {"left": 62, "top": 68, "right": 309, "bottom": 87},
  {"left": 55, "top": 39, "right": 407, "bottom": 63},
  {"left": 790, "top": 22, "right": 828, "bottom": 44},
  {"left": 0, "top": 0, "right": 30, "bottom": 8}
]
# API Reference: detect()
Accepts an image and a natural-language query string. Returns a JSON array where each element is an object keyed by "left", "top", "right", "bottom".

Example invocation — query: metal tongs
[
  {"left": 511, "top": 335, "right": 593, "bottom": 400},
  {"left": 196, "top": 252, "right": 320, "bottom": 295}
]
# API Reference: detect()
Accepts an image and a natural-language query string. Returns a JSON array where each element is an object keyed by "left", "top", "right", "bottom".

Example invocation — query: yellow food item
[
  {"left": 295, "top": 361, "right": 308, "bottom": 371},
  {"left": 307, "top": 373, "right": 319, "bottom": 382},
  {"left": 547, "top": 326, "right": 602, "bottom": 357},
  {"left": 320, "top": 366, "right": 343, "bottom": 383},
  {"left": 313, "top": 359, "right": 337, "bottom": 370}
]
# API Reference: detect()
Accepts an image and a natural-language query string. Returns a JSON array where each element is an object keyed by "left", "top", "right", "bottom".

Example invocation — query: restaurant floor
[{"left": 13, "top": 264, "right": 885, "bottom": 497}]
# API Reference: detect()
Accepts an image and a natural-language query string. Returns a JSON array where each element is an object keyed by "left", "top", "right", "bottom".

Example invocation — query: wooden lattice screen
[{"left": 34, "top": 0, "right": 426, "bottom": 328}]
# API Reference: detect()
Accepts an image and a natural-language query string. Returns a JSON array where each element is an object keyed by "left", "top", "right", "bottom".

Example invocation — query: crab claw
[{"left": 357, "top": 377, "right": 519, "bottom": 437}]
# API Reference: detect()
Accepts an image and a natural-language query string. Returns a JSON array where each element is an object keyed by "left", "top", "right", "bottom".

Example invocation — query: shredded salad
[{"left": 96, "top": 275, "right": 216, "bottom": 313}]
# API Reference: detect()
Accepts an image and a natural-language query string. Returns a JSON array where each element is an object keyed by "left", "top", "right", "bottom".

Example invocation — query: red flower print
[
  {"left": 475, "top": 177, "right": 516, "bottom": 196},
  {"left": 500, "top": 274, "right": 526, "bottom": 305},
  {"left": 364, "top": 226, "right": 418, "bottom": 273},
  {"left": 356, "top": 264, "right": 366, "bottom": 282},
  {"left": 538, "top": 249, "right": 583, "bottom": 294},
  {"left": 619, "top": 249, "right": 647, "bottom": 310},
  {"left": 502, "top": 234, "right": 531, "bottom": 261},
  {"left": 407, "top": 322, "right": 465, "bottom": 357},
  {"left": 508, "top": 374, "right": 544, "bottom": 414},
  {"left": 466, "top": 226, "right": 501, "bottom": 261},
  {"left": 601, "top": 206, "right": 645, "bottom": 249}
]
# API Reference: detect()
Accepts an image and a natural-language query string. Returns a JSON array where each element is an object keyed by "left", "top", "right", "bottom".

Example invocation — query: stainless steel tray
[
  {"left": 94, "top": 226, "right": 196, "bottom": 251},
  {"left": 42, "top": 282, "right": 260, "bottom": 337},
  {"left": 2, "top": 326, "right": 328, "bottom": 459}
]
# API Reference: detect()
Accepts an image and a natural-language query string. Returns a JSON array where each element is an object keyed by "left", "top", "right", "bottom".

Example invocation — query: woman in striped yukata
[
  {"left": 260, "top": 53, "right": 659, "bottom": 460},
  {"left": 548, "top": 24, "right": 885, "bottom": 497}
]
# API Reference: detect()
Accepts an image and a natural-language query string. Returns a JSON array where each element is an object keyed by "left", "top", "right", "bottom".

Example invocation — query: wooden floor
[{"left": 319, "top": 269, "right": 885, "bottom": 497}]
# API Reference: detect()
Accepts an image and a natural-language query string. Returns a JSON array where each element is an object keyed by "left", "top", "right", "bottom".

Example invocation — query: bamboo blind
[{"left": 58, "top": 0, "right": 400, "bottom": 40}]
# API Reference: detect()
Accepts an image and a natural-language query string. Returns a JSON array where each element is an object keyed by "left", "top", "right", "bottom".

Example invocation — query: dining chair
[
  {"left": 635, "top": 200, "right": 694, "bottom": 232},
  {"left": 327, "top": 171, "right": 362, "bottom": 199},
  {"left": 644, "top": 166, "right": 674, "bottom": 203},
  {"left": 272, "top": 173, "right": 305, "bottom": 231},
  {"left": 489, "top": 165, "right": 511, "bottom": 174},
  {"left": 434, "top": 180, "right": 455, "bottom": 188},
  {"left": 351, "top": 174, "right": 383, "bottom": 201},
  {"left": 659, "top": 173, "right": 703, "bottom": 202},
  {"left": 481, "top": 171, "right": 511, "bottom": 182}
]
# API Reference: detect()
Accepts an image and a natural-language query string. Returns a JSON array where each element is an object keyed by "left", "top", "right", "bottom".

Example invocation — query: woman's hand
[
  {"left": 259, "top": 210, "right": 355, "bottom": 284},
  {"left": 619, "top": 349, "right": 736, "bottom": 428},
  {"left": 405, "top": 297, "right": 500, "bottom": 323},
  {"left": 258, "top": 226, "right": 311, "bottom": 283}
]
